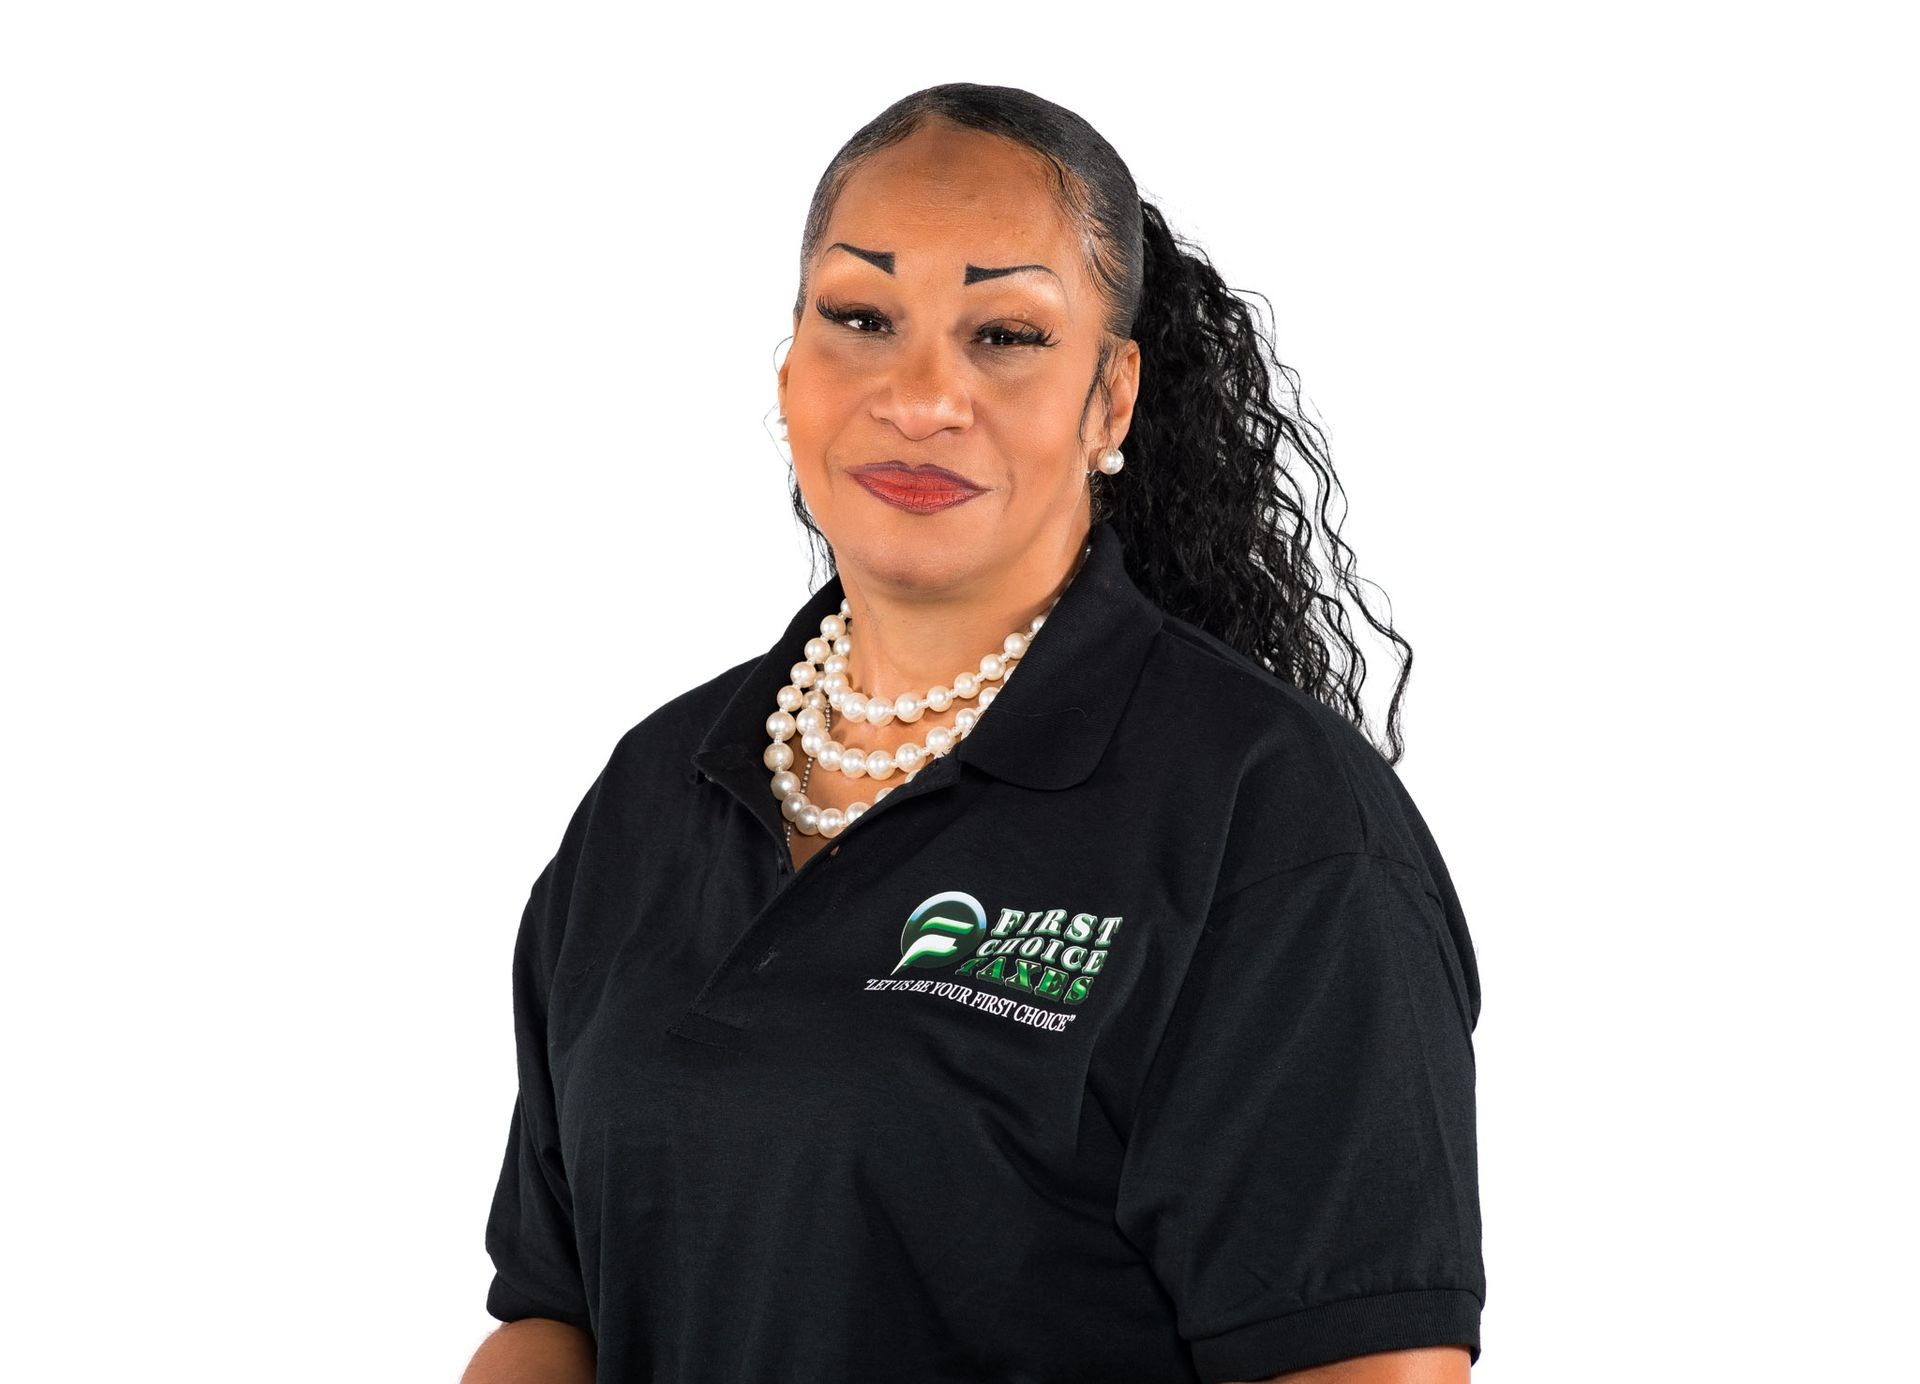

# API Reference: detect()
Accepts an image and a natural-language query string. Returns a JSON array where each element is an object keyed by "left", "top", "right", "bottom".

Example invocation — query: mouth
[{"left": 849, "top": 461, "right": 986, "bottom": 514}]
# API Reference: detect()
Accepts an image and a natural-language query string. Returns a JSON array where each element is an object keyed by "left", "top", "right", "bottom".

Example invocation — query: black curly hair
[{"left": 783, "top": 82, "right": 1416, "bottom": 765}]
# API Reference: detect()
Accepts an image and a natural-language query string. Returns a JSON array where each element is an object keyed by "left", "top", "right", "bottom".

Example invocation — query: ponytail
[{"left": 1099, "top": 195, "right": 1414, "bottom": 763}]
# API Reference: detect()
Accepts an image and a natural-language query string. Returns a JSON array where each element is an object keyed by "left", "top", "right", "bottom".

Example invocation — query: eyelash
[{"left": 814, "top": 297, "right": 1057, "bottom": 350}]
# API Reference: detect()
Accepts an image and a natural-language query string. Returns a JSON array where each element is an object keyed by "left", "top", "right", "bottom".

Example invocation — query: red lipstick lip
[
  {"left": 849, "top": 462, "right": 986, "bottom": 515},
  {"left": 851, "top": 461, "right": 984, "bottom": 491}
]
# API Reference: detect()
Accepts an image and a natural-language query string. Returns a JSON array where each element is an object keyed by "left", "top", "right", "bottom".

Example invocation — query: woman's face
[{"left": 778, "top": 121, "right": 1139, "bottom": 594}]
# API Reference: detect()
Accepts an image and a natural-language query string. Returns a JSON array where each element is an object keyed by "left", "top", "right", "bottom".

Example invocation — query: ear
[{"left": 1105, "top": 338, "right": 1142, "bottom": 449}]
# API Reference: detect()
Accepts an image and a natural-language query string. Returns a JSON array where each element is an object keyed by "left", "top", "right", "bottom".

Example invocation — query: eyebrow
[{"left": 825, "top": 242, "right": 1060, "bottom": 286}]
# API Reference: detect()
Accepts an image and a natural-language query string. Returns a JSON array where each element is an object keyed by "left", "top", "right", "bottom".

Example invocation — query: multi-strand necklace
[{"left": 766, "top": 539, "right": 1091, "bottom": 848}]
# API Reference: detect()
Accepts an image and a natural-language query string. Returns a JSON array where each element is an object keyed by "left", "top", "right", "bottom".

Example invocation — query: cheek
[
  {"left": 783, "top": 344, "right": 866, "bottom": 429},
  {"left": 978, "top": 361, "right": 1093, "bottom": 452}
]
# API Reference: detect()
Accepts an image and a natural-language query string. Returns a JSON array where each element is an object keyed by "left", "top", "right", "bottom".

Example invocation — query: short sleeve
[
  {"left": 1114, "top": 849, "right": 1484, "bottom": 1382},
  {"left": 482, "top": 776, "right": 604, "bottom": 1335}
]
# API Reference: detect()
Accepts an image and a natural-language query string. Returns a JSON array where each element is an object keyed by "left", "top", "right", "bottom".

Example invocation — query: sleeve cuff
[
  {"left": 485, "top": 1271, "right": 593, "bottom": 1335},
  {"left": 1189, "top": 1286, "right": 1481, "bottom": 1382}
]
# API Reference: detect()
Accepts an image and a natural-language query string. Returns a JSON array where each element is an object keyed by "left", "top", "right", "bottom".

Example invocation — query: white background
[{"left": 3, "top": 3, "right": 1913, "bottom": 1380}]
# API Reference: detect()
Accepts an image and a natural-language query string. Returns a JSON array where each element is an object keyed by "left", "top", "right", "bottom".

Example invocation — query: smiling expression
[{"left": 777, "top": 119, "right": 1139, "bottom": 589}]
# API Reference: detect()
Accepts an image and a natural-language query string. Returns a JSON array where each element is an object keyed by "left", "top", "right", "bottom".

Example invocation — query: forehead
[{"left": 819, "top": 123, "right": 1083, "bottom": 283}]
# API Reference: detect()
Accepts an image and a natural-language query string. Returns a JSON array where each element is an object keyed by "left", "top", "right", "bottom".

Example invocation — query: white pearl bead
[
  {"left": 804, "top": 636, "right": 831, "bottom": 664},
  {"left": 953, "top": 672, "right": 979, "bottom": 699},
  {"left": 866, "top": 749, "right": 894, "bottom": 780},
  {"left": 780, "top": 793, "right": 805, "bottom": 822},
  {"left": 840, "top": 599, "right": 851, "bottom": 615},
  {"left": 894, "top": 692, "right": 924, "bottom": 723},
  {"left": 766, "top": 710, "right": 796, "bottom": 741},
  {"left": 819, "top": 743, "right": 843, "bottom": 771},
  {"left": 790, "top": 662, "right": 816, "bottom": 688},
  {"left": 979, "top": 685, "right": 998, "bottom": 709},
  {"left": 846, "top": 801, "right": 869, "bottom": 823},
  {"left": 865, "top": 696, "right": 895, "bottom": 728},
  {"left": 1030, "top": 612, "right": 1046, "bottom": 632},
  {"left": 840, "top": 753, "right": 868, "bottom": 779},
  {"left": 925, "top": 726, "right": 954, "bottom": 756},
  {"left": 777, "top": 684, "right": 803, "bottom": 712},
  {"left": 926, "top": 685, "right": 953, "bottom": 712},
  {"left": 770, "top": 770, "right": 800, "bottom": 799},
  {"left": 795, "top": 706, "right": 824, "bottom": 736},
  {"left": 824, "top": 655, "right": 847, "bottom": 676},
  {"left": 819, "top": 808, "right": 846, "bottom": 837},
  {"left": 955, "top": 707, "right": 978, "bottom": 733},
  {"left": 796, "top": 804, "right": 821, "bottom": 835},
  {"left": 821, "top": 614, "right": 845, "bottom": 639},
  {"left": 834, "top": 635, "right": 852, "bottom": 656},
  {"left": 874, "top": 785, "right": 893, "bottom": 801},
  {"left": 763, "top": 741, "right": 794, "bottom": 772},
  {"left": 894, "top": 742, "right": 924, "bottom": 774},
  {"left": 841, "top": 696, "right": 867, "bottom": 723},
  {"left": 979, "top": 653, "right": 1005, "bottom": 681},
  {"left": 799, "top": 730, "right": 825, "bottom": 757},
  {"left": 1004, "top": 632, "right": 1028, "bottom": 658},
  {"left": 806, "top": 689, "right": 827, "bottom": 709}
]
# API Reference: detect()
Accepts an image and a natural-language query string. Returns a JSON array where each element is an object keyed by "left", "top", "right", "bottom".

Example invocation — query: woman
[{"left": 463, "top": 83, "right": 1484, "bottom": 1384}]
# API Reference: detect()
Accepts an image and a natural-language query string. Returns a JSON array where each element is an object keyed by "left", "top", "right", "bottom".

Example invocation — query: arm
[
  {"left": 460, "top": 1317, "right": 596, "bottom": 1384},
  {"left": 1231, "top": 1343, "right": 1473, "bottom": 1382}
]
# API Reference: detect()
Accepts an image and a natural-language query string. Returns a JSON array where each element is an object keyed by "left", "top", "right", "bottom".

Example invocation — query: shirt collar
[{"left": 689, "top": 518, "right": 1164, "bottom": 794}]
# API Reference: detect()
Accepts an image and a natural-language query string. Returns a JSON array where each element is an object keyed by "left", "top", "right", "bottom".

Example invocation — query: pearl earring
[{"left": 1089, "top": 447, "right": 1124, "bottom": 477}]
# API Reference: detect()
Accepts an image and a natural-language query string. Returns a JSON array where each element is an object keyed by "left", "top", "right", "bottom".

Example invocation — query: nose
[{"left": 870, "top": 333, "right": 973, "bottom": 440}]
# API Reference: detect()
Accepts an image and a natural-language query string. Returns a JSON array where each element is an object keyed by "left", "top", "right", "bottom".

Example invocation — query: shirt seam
[
  {"left": 1195, "top": 1283, "right": 1485, "bottom": 1341},
  {"left": 1206, "top": 848, "right": 1439, "bottom": 917}
]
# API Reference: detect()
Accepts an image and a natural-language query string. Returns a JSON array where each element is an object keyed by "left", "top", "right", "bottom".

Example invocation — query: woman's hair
[{"left": 785, "top": 82, "right": 1416, "bottom": 764}]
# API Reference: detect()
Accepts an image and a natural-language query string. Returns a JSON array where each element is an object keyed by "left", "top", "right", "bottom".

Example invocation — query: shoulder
[
  {"left": 599, "top": 651, "right": 762, "bottom": 787},
  {"left": 1142, "top": 612, "right": 1442, "bottom": 898},
  {"left": 519, "top": 653, "right": 764, "bottom": 945},
  {"left": 543, "top": 652, "right": 764, "bottom": 868}
]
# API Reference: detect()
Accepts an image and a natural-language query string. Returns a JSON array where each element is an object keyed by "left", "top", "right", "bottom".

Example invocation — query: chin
[{"left": 834, "top": 520, "right": 987, "bottom": 592}]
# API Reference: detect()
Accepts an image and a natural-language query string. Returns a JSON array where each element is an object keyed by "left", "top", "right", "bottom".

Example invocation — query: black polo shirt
[{"left": 482, "top": 518, "right": 1485, "bottom": 1383}]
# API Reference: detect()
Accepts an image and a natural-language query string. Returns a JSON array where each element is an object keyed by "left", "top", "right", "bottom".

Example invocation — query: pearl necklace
[{"left": 767, "top": 540, "right": 1092, "bottom": 846}]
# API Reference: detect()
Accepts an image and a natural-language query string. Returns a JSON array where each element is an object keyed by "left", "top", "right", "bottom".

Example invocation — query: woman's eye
[
  {"left": 816, "top": 298, "right": 890, "bottom": 334},
  {"left": 979, "top": 323, "right": 1055, "bottom": 349}
]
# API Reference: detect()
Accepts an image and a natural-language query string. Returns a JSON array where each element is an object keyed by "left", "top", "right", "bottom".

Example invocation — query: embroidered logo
[{"left": 866, "top": 888, "right": 1126, "bottom": 1031}]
